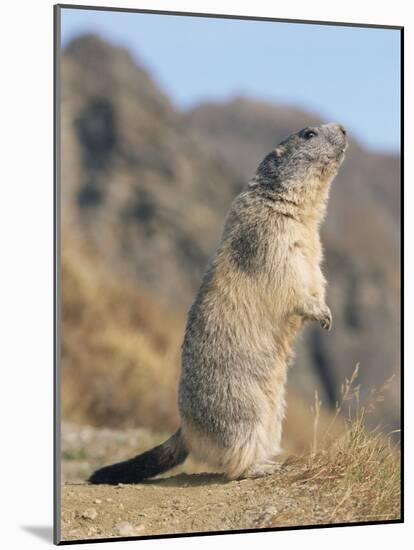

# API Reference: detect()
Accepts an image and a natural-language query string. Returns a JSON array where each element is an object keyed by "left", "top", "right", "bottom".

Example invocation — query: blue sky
[{"left": 60, "top": 8, "right": 401, "bottom": 154}]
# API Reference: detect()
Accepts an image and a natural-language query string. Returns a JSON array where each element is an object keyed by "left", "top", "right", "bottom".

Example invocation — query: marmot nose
[
  {"left": 325, "top": 123, "right": 348, "bottom": 152},
  {"left": 325, "top": 122, "right": 347, "bottom": 138},
  {"left": 331, "top": 123, "right": 346, "bottom": 136}
]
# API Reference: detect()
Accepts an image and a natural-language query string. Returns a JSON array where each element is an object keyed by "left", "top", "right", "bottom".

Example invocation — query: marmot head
[{"left": 251, "top": 123, "right": 348, "bottom": 203}]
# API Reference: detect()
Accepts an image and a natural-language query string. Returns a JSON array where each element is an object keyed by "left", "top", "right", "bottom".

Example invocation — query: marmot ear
[{"left": 274, "top": 146, "right": 285, "bottom": 158}]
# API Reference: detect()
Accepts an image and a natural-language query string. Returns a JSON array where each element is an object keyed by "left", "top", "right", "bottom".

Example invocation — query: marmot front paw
[{"left": 319, "top": 307, "right": 332, "bottom": 331}]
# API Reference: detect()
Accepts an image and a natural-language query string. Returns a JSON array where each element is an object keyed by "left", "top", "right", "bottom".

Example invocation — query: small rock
[
  {"left": 81, "top": 507, "right": 98, "bottom": 520},
  {"left": 113, "top": 521, "right": 144, "bottom": 536},
  {"left": 94, "top": 498, "right": 102, "bottom": 504},
  {"left": 106, "top": 498, "right": 113, "bottom": 502}
]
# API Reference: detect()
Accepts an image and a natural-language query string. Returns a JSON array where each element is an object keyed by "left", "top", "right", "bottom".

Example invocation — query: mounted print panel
[{"left": 54, "top": 4, "right": 403, "bottom": 544}]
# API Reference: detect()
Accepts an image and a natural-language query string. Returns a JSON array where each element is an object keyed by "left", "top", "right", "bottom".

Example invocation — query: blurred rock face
[
  {"left": 61, "top": 35, "right": 400, "bottom": 432},
  {"left": 62, "top": 35, "right": 242, "bottom": 308}
]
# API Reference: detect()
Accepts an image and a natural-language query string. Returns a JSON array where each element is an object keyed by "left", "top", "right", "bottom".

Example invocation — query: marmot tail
[{"left": 88, "top": 429, "right": 187, "bottom": 484}]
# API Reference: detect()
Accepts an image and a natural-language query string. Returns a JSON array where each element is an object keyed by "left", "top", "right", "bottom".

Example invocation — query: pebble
[
  {"left": 113, "top": 521, "right": 144, "bottom": 536},
  {"left": 94, "top": 499, "right": 102, "bottom": 504},
  {"left": 81, "top": 507, "right": 98, "bottom": 520}
]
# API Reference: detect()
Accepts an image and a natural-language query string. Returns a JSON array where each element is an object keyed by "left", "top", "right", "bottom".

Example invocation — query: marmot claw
[{"left": 320, "top": 308, "right": 332, "bottom": 331}]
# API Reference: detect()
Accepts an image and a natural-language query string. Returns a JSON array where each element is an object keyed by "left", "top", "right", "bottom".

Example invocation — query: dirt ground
[{"left": 59, "top": 422, "right": 400, "bottom": 542}]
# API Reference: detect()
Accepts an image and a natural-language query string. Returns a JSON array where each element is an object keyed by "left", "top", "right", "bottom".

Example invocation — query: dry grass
[
  {"left": 277, "top": 366, "right": 401, "bottom": 525},
  {"left": 61, "top": 235, "right": 185, "bottom": 430}
]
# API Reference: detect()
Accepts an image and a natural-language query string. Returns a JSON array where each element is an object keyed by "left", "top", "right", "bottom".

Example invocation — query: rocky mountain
[
  {"left": 60, "top": 35, "right": 401, "bottom": 432},
  {"left": 61, "top": 35, "right": 242, "bottom": 306}
]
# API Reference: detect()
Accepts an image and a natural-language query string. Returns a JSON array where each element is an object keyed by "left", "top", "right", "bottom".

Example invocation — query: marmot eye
[{"left": 303, "top": 129, "right": 317, "bottom": 140}]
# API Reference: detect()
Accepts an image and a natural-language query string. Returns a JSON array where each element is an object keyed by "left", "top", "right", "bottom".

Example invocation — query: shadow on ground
[{"left": 143, "top": 472, "right": 227, "bottom": 487}]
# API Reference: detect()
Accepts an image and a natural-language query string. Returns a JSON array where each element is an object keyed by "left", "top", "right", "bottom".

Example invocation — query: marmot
[{"left": 89, "top": 122, "right": 348, "bottom": 484}]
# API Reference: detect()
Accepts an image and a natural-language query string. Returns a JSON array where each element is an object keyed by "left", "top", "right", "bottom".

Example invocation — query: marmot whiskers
[{"left": 89, "top": 122, "right": 348, "bottom": 483}]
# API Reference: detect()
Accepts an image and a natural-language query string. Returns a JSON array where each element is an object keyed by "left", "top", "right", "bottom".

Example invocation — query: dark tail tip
[
  {"left": 88, "top": 467, "right": 117, "bottom": 485},
  {"left": 88, "top": 429, "right": 188, "bottom": 485},
  {"left": 88, "top": 465, "right": 119, "bottom": 485},
  {"left": 88, "top": 459, "right": 142, "bottom": 485}
]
